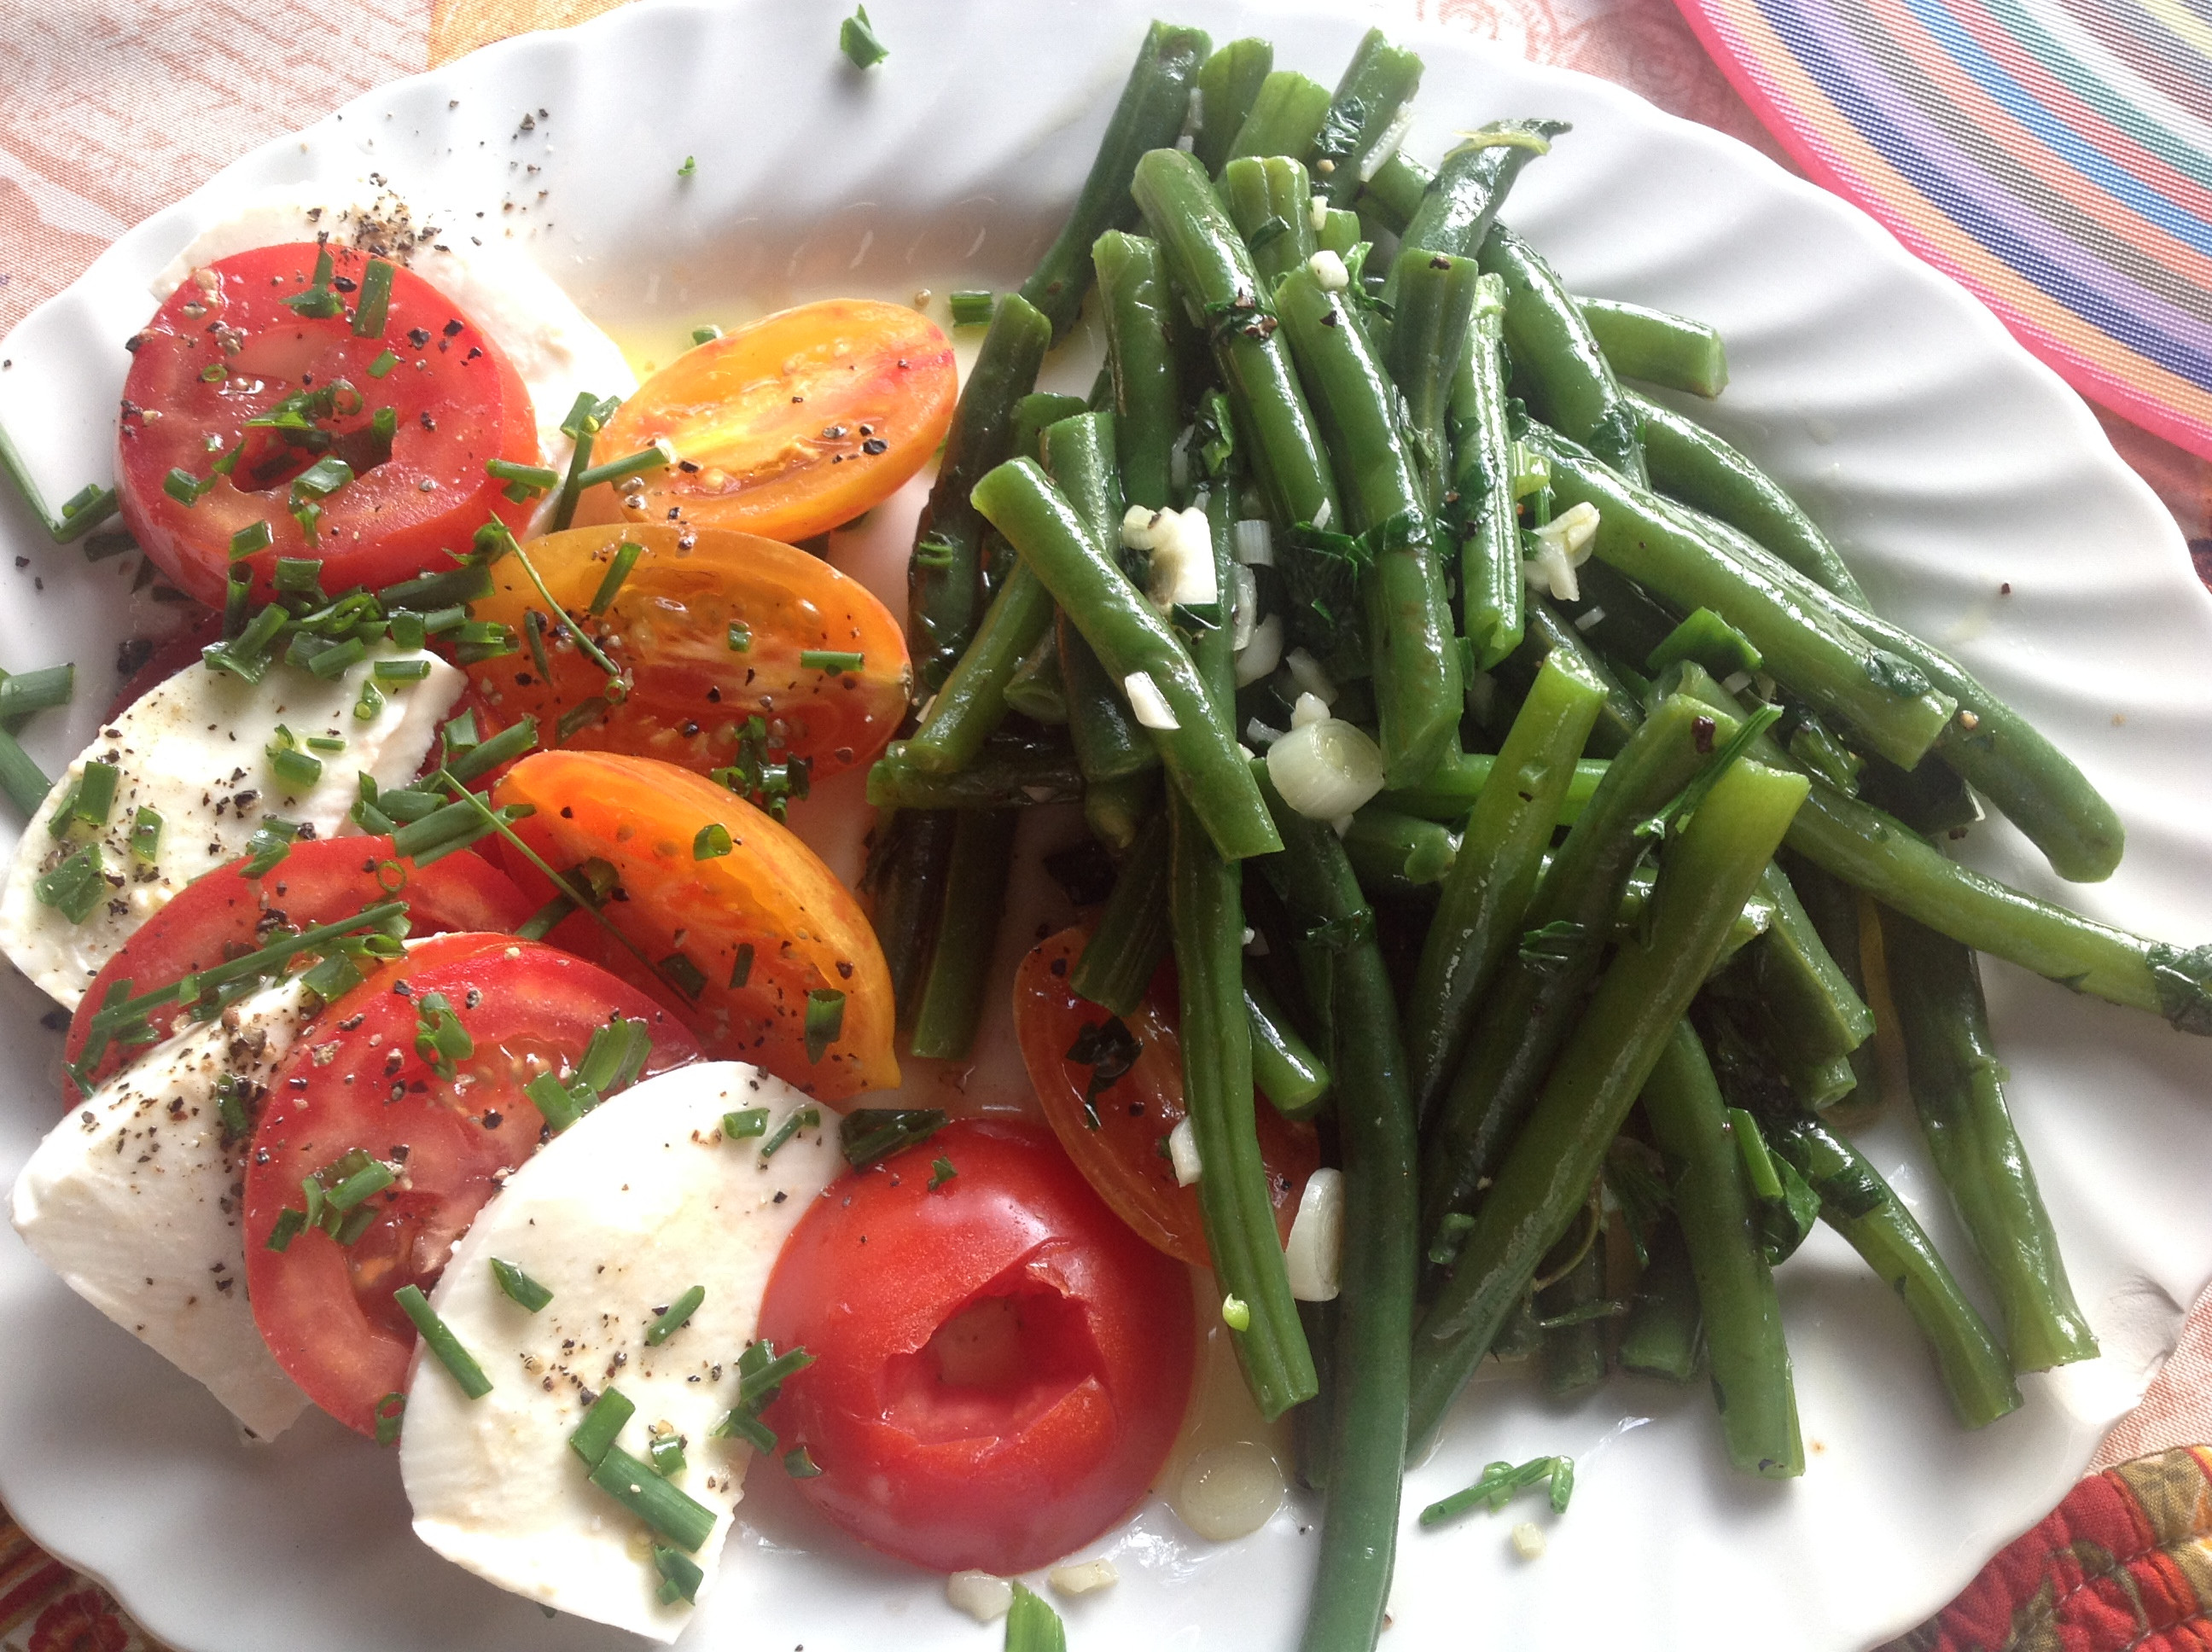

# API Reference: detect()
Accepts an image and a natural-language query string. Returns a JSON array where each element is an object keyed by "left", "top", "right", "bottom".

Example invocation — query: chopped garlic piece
[
  {"left": 1048, "top": 1559, "right": 1120, "bottom": 1597},
  {"left": 1522, "top": 500, "right": 1602, "bottom": 602},
  {"left": 1167, "top": 1118, "right": 1202, "bottom": 1187},
  {"left": 1308, "top": 249, "right": 1350, "bottom": 291},
  {"left": 1123, "top": 671, "right": 1179, "bottom": 730},
  {"left": 946, "top": 1571, "right": 1014, "bottom": 1623},
  {"left": 1289, "top": 691, "right": 1332, "bottom": 730},
  {"left": 1284, "top": 648, "right": 1338, "bottom": 705},
  {"left": 1512, "top": 1521, "right": 1547, "bottom": 1560},
  {"left": 1285, "top": 1166, "right": 1343, "bottom": 1301}
]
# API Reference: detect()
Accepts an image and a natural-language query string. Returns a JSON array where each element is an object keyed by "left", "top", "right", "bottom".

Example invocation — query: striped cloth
[{"left": 1673, "top": 0, "right": 2212, "bottom": 465}]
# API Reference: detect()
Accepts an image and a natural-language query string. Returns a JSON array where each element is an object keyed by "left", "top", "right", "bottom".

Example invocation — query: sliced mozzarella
[
  {"left": 152, "top": 179, "right": 637, "bottom": 474},
  {"left": 10, "top": 979, "right": 312, "bottom": 1440},
  {"left": 0, "top": 645, "right": 462, "bottom": 1008},
  {"left": 401, "top": 1062, "right": 842, "bottom": 1642}
]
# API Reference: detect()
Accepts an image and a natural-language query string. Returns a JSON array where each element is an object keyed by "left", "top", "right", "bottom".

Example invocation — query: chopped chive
[
  {"left": 271, "top": 556, "right": 324, "bottom": 597},
  {"left": 323, "top": 1151, "right": 395, "bottom": 1212},
  {"left": 527, "top": 1070, "right": 584, "bottom": 1135},
  {"left": 306, "top": 733, "right": 346, "bottom": 754},
  {"left": 302, "top": 635, "right": 370, "bottom": 680},
  {"left": 412, "top": 990, "right": 475, "bottom": 1073},
  {"left": 373, "top": 657, "right": 433, "bottom": 683},
  {"left": 1418, "top": 1455, "right": 1568, "bottom": 1527},
  {"left": 798, "top": 649, "right": 864, "bottom": 674},
  {"left": 490, "top": 1257, "right": 553, "bottom": 1312},
  {"left": 351, "top": 258, "right": 395, "bottom": 337},
  {"left": 353, "top": 679, "right": 387, "bottom": 722},
  {"left": 378, "top": 559, "right": 495, "bottom": 611},
  {"left": 714, "top": 1339, "right": 813, "bottom": 1450},
  {"left": 487, "top": 458, "right": 560, "bottom": 503},
  {"left": 291, "top": 455, "right": 354, "bottom": 501},
  {"left": 728, "top": 943, "right": 754, "bottom": 989},
  {"left": 804, "top": 989, "right": 846, "bottom": 1062},
  {"left": 692, "top": 823, "right": 731, "bottom": 860},
  {"left": 265, "top": 1207, "right": 306, "bottom": 1252},
  {"left": 783, "top": 1445, "right": 822, "bottom": 1478},
  {"left": 369, "top": 349, "right": 399, "bottom": 379},
  {"left": 588, "top": 539, "right": 643, "bottom": 614},
  {"left": 1004, "top": 1583, "right": 1066, "bottom": 1652},
  {"left": 928, "top": 1156, "right": 958, "bottom": 1190},
  {"left": 200, "top": 363, "right": 227, "bottom": 383},
  {"left": 644, "top": 1285, "right": 705, "bottom": 1347},
  {"left": 758, "top": 1104, "right": 822, "bottom": 1162},
  {"left": 230, "top": 521, "right": 273, "bottom": 560},
  {"left": 690, "top": 325, "right": 723, "bottom": 346},
  {"left": 948, "top": 289, "right": 994, "bottom": 327},
  {"left": 838, "top": 1108, "right": 946, "bottom": 1170},
  {"left": 573, "top": 1015, "right": 652, "bottom": 1097},
  {"left": 0, "top": 664, "right": 73, "bottom": 723},
  {"left": 657, "top": 951, "right": 707, "bottom": 1000},
  {"left": 1727, "top": 1107, "right": 1785, "bottom": 1202},
  {"left": 725, "top": 622, "right": 752, "bottom": 652},
  {"left": 213, "top": 1074, "right": 250, "bottom": 1138},
  {"left": 280, "top": 247, "right": 344, "bottom": 318},
  {"left": 0, "top": 730, "right": 49, "bottom": 817},
  {"left": 163, "top": 467, "right": 213, "bottom": 507},
  {"left": 652, "top": 1545, "right": 703, "bottom": 1605},
  {"left": 677, "top": 154, "right": 696, "bottom": 179},
  {"left": 492, "top": 527, "right": 624, "bottom": 678},
  {"left": 557, "top": 696, "right": 612, "bottom": 743},
  {"left": 442, "top": 710, "right": 480, "bottom": 756},
  {"left": 839, "top": 3, "right": 888, "bottom": 68},
  {"left": 516, "top": 893, "right": 575, "bottom": 943},
  {"left": 33, "top": 847, "right": 103, "bottom": 923},
  {"left": 70, "top": 759, "right": 119, "bottom": 828},
  {"left": 1551, "top": 1454, "right": 1576, "bottom": 1514},
  {"left": 570, "top": 1384, "right": 635, "bottom": 1469},
  {"left": 523, "top": 607, "right": 554, "bottom": 681},
  {"left": 722, "top": 1108, "right": 769, "bottom": 1140},
  {"left": 267, "top": 744, "right": 323, "bottom": 793},
  {"left": 588, "top": 1445, "right": 716, "bottom": 1552},
  {"left": 297, "top": 948, "right": 365, "bottom": 1004},
  {"left": 373, "top": 1391, "right": 405, "bottom": 1446},
  {"left": 447, "top": 715, "right": 538, "bottom": 784},
  {"left": 393, "top": 1283, "right": 492, "bottom": 1399},
  {"left": 575, "top": 439, "right": 678, "bottom": 492}
]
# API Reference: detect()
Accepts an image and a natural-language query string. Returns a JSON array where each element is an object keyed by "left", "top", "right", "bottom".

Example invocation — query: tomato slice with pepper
[
  {"left": 243, "top": 939, "right": 700, "bottom": 1436},
  {"left": 1013, "top": 927, "right": 1319, "bottom": 1269},
  {"left": 64, "top": 836, "right": 533, "bottom": 1102},
  {"left": 463, "top": 524, "right": 907, "bottom": 781},
  {"left": 117, "top": 242, "right": 538, "bottom": 607},
  {"left": 758, "top": 1119, "right": 1195, "bottom": 1575},
  {"left": 491, "top": 750, "right": 898, "bottom": 1100},
  {"left": 571, "top": 298, "right": 955, "bottom": 543}
]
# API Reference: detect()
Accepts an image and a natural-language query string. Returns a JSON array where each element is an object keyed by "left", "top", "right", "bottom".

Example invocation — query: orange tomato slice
[
  {"left": 467, "top": 524, "right": 908, "bottom": 780},
  {"left": 574, "top": 298, "right": 955, "bottom": 543},
  {"left": 492, "top": 750, "right": 899, "bottom": 1101}
]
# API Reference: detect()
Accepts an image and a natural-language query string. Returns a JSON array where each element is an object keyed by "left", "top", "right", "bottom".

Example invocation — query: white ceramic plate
[{"left": 3, "top": 2, "right": 2211, "bottom": 1648}]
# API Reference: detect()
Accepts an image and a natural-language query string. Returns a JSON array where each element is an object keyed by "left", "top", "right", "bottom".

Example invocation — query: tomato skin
[
  {"left": 573, "top": 300, "right": 955, "bottom": 543},
  {"left": 758, "top": 1120, "right": 1195, "bottom": 1574},
  {"left": 492, "top": 750, "right": 898, "bottom": 1099},
  {"left": 64, "top": 837, "right": 533, "bottom": 1102},
  {"left": 242, "top": 939, "right": 700, "bottom": 1436},
  {"left": 463, "top": 525, "right": 907, "bottom": 780},
  {"left": 118, "top": 243, "right": 538, "bottom": 607},
  {"left": 1014, "top": 927, "right": 1319, "bottom": 1268}
]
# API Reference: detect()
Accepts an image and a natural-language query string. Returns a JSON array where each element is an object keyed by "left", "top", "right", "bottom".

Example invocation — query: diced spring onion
[
  {"left": 393, "top": 1283, "right": 492, "bottom": 1399},
  {"left": 1265, "top": 718, "right": 1386, "bottom": 820}
]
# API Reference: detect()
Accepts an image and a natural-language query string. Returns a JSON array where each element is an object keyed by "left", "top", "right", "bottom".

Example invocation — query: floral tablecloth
[{"left": 2, "top": 1, "right": 2209, "bottom": 1649}]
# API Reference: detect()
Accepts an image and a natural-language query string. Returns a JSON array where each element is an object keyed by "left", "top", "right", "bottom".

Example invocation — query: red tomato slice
[
  {"left": 463, "top": 525, "right": 907, "bottom": 781},
  {"left": 243, "top": 939, "right": 700, "bottom": 1436},
  {"left": 64, "top": 836, "right": 533, "bottom": 1102},
  {"left": 758, "top": 1119, "right": 1194, "bottom": 1575},
  {"left": 572, "top": 299, "right": 955, "bottom": 543},
  {"left": 117, "top": 242, "right": 538, "bottom": 607},
  {"left": 1014, "top": 927, "right": 1319, "bottom": 1268},
  {"left": 492, "top": 750, "right": 898, "bottom": 1100}
]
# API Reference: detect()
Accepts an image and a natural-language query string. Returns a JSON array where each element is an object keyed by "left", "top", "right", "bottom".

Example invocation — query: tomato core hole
[{"left": 885, "top": 1283, "right": 1100, "bottom": 1443}]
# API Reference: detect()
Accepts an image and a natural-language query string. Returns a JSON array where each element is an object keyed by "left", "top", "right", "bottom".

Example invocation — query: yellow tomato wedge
[
  {"left": 493, "top": 750, "right": 899, "bottom": 1101},
  {"left": 575, "top": 298, "right": 956, "bottom": 542},
  {"left": 468, "top": 524, "right": 908, "bottom": 780}
]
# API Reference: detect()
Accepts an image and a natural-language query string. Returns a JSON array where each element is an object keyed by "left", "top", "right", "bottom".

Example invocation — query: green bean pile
[{"left": 863, "top": 23, "right": 2212, "bottom": 1650}]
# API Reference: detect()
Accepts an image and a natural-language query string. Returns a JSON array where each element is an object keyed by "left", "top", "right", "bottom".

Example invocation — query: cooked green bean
[
  {"left": 1640, "top": 1021, "right": 1802, "bottom": 1476},
  {"left": 1409, "top": 755, "right": 1810, "bottom": 1454},
  {"left": 1880, "top": 909, "right": 2097, "bottom": 1371},
  {"left": 1536, "top": 1233, "right": 1609, "bottom": 1396},
  {"left": 863, "top": 808, "right": 958, "bottom": 1032},
  {"left": 1342, "top": 806, "right": 1458, "bottom": 896},
  {"left": 909, "top": 810, "right": 1021, "bottom": 1061},
  {"left": 1093, "top": 232, "right": 1183, "bottom": 511},
  {"left": 1405, "top": 654, "right": 1605, "bottom": 1117},
  {"left": 1387, "top": 248, "right": 1483, "bottom": 511},
  {"left": 1579, "top": 299, "right": 1729, "bottom": 399},
  {"left": 903, "top": 559, "right": 1057, "bottom": 773},
  {"left": 1003, "top": 630, "right": 1068, "bottom": 724},
  {"left": 973, "top": 458, "right": 1281, "bottom": 860},
  {"left": 1613, "top": 861, "right": 1775, "bottom": 964},
  {"left": 1530, "top": 428, "right": 1959, "bottom": 770},
  {"left": 1451, "top": 272, "right": 1523, "bottom": 668},
  {"left": 866, "top": 740, "right": 1081, "bottom": 810},
  {"left": 1017, "top": 22, "right": 1212, "bottom": 340},
  {"left": 1070, "top": 809, "right": 1171, "bottom": 1015},
  {"left": 1260, "top": 778, "right": 1415, "bottom": 1652},
  {"left": 1507, "top": 596, "right": 1644, "bottom": 757},
  {"left": 1418, "top": 694, "right": 1715, "bottom": 1234},
  {"left": 1778, "top": 849, "right": 1883, "bottom": 1112},
  {"left": 1355, "top": 151, "right": 1433, "bottom": 236},
  {"left": 1481, "top": 224, "right": 1646, "bottom": 483},
  {"left": 1617, "top": 1217, "right": 1703, "bottom": 1382},
  {"left": 1274, "top": 264, "right": 1460, "bottom": 785},
  {"left": 1132, "top": 148, "right": 1340, "bottom": 531},
  {"left": 1246, "top": 966, "right": 1332, "bottom": 1120},
  {"left": 1726, "top": 861, "right": 1876, "bottom": 1071},
  {"left": 1397, "top": 122, "right": 1567, "bottom": 265},
  {"left": 1221, "top": 156, "right": 1318, "bottom": 287},
  {"left": 1378, "top": 749, "right": 1607, "bottom": 826},
  {"left": 907, "top": 293, "right": 1051, "bottom": 689},
  {"left": 1628, "top": 389, "right": 1862, "bottom": 601},
  {"left": 1062, "top": 613, "right": 1158, "bottom": 782},
  {"left": 1225, "top": 71, "right": 1333, "bottom": 168},
  {"left": 1308, "top": 27, "right": 1423, "bottom": 208},
  {"left": 1316, "top": 208, "right": 1361, "bottom": 259},
  {"left": 1196, "top": 38, "right": 1275, "bottom": 175},
  {"left": 1083, "top": 768, "right": 1156, "bottom": 854}
]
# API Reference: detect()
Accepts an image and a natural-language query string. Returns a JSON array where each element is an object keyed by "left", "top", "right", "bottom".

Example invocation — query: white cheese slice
[
  {"left": 0, "top": 645, "right": 462, "bottom": 1008},
  {"left": 9, "top": 979, "right": 312, "bottom": 1440},
  {"left": 401, "top": 1062, "right": 842, "bottom": 1642},
  {"left": 153, "top": 179, "right": 637, "bottom": 474}
]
